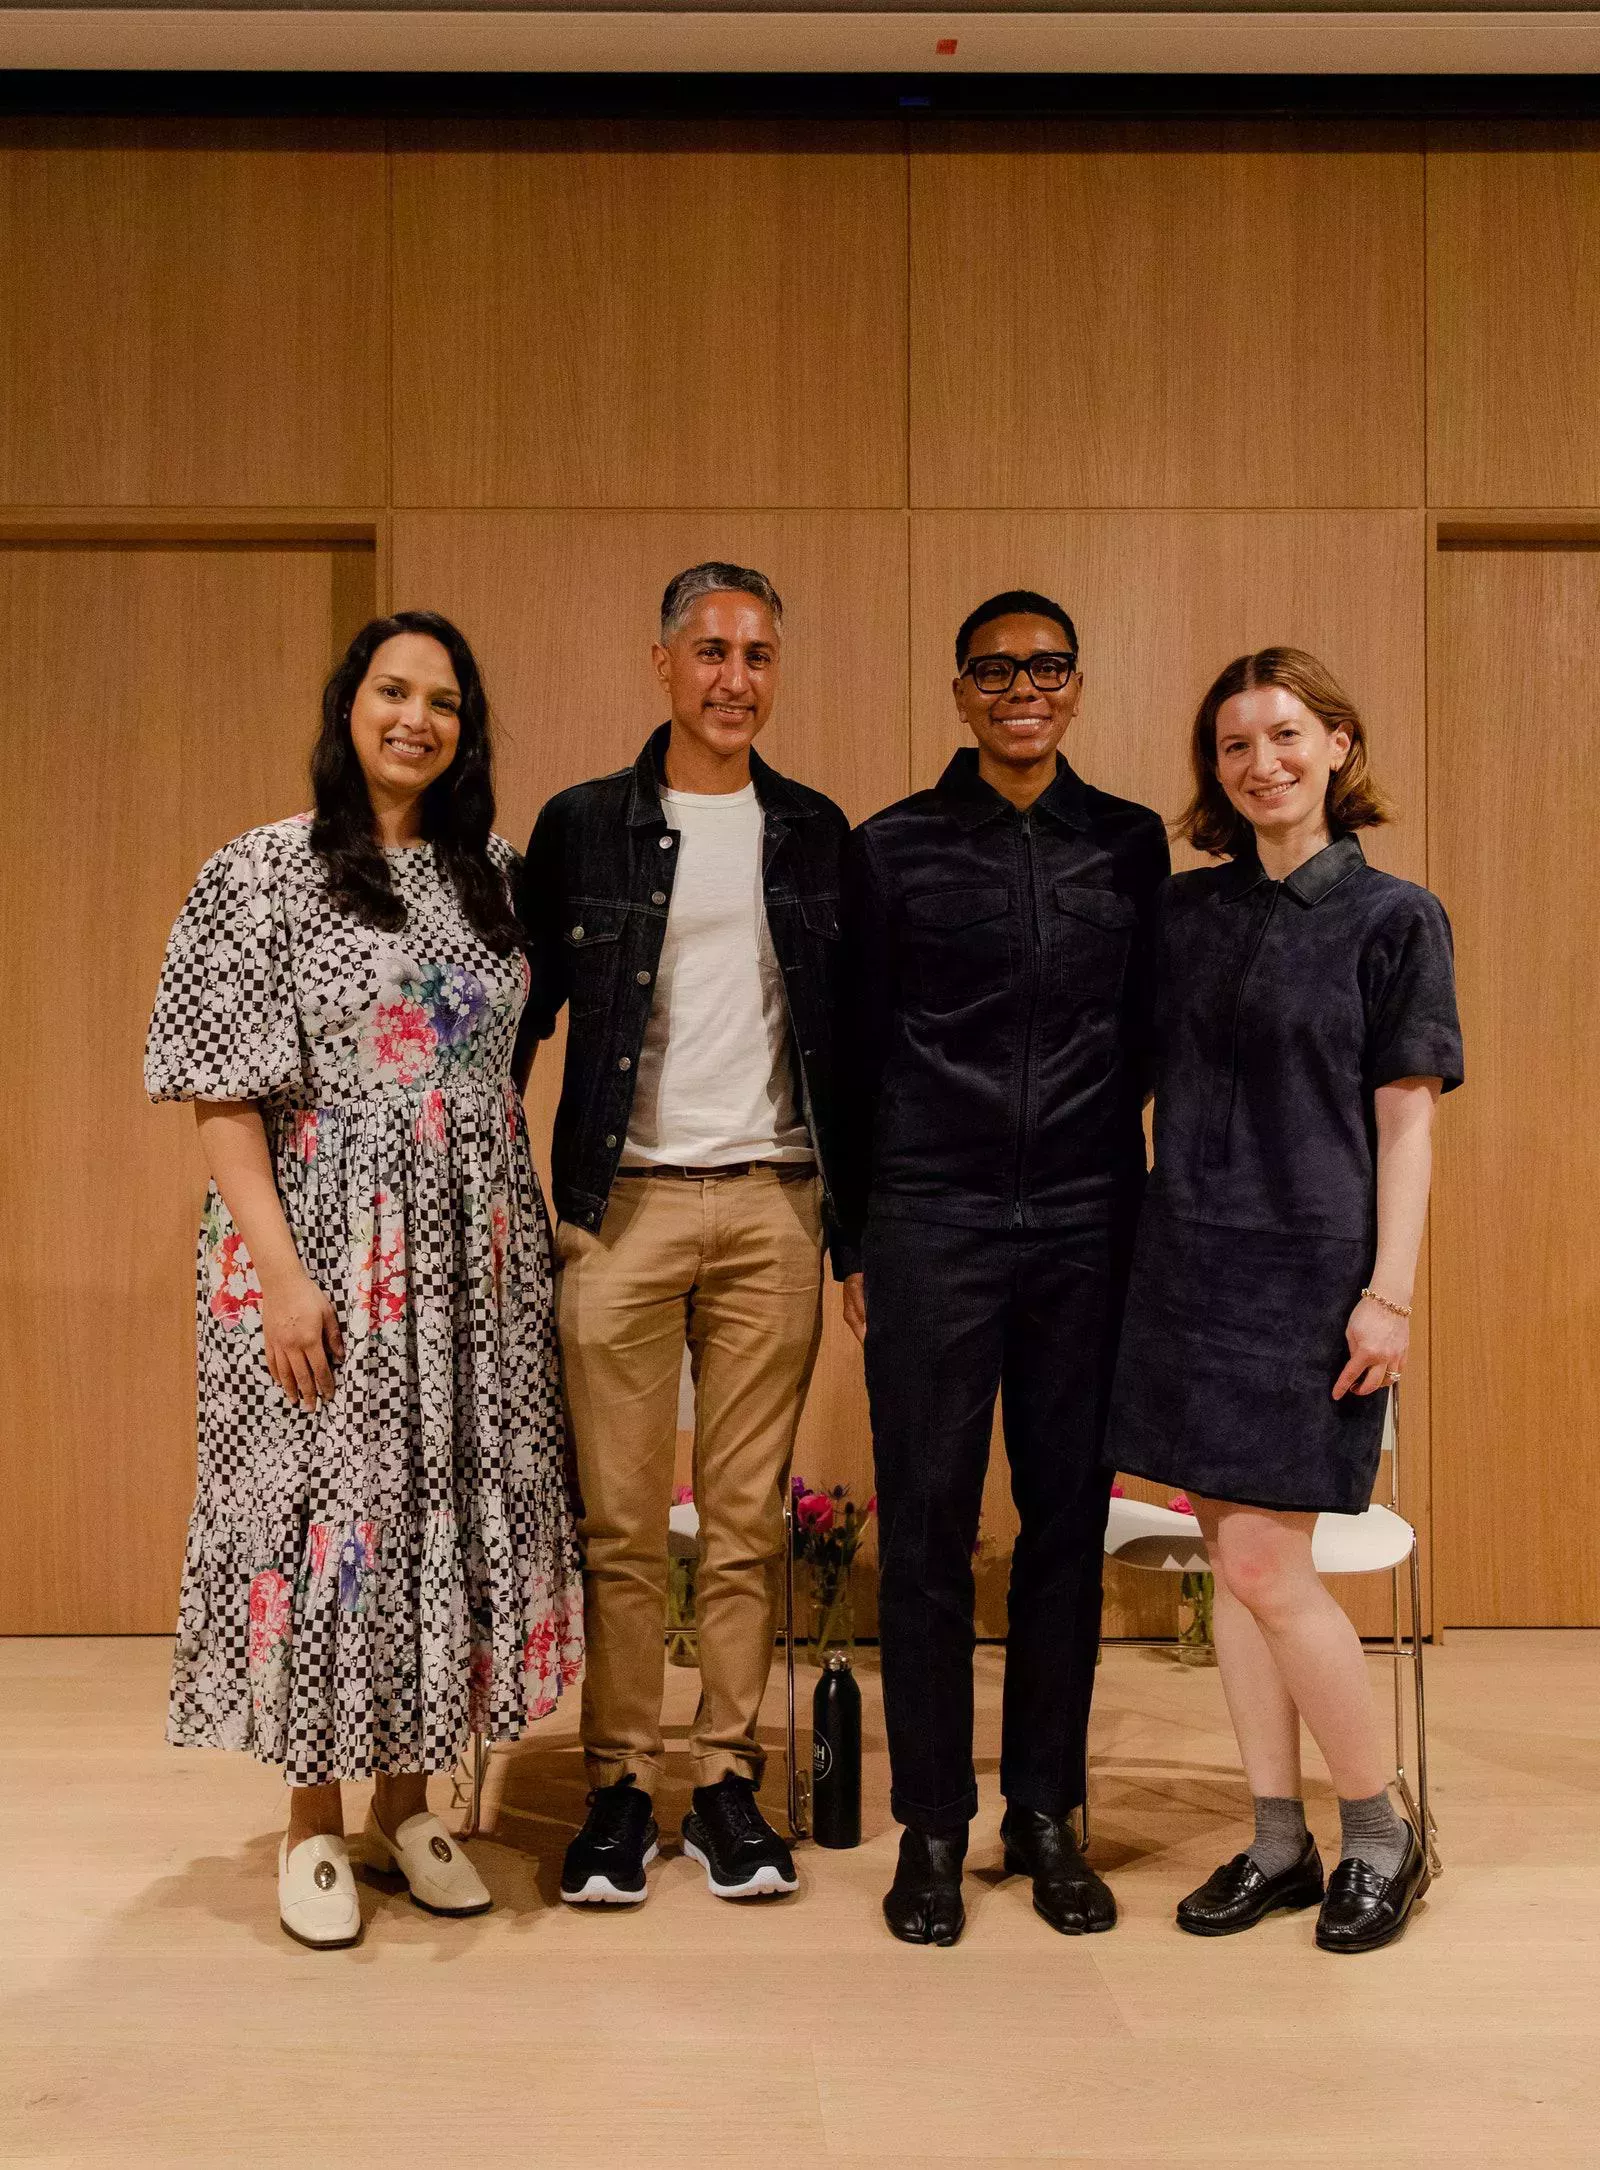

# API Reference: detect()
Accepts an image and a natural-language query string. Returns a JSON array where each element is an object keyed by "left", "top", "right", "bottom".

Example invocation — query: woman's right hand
[{"left": 261, "top": 1268, "right": 345, "bottom": 1410}]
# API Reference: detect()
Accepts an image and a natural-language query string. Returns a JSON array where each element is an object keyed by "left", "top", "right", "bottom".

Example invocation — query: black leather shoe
[
  {"left": 1000, "top": 1806, "right": 1117, "bottom": 1935},
  {"left": 883, "top": 1827, "right": 967, "bottom": 1946},
  {"left": 1315, "top": 1824, "right": 1429, "bottom": 1954},
  {"left": 1176, "top": 1834, "right": 1325, "bottom": 1937}
]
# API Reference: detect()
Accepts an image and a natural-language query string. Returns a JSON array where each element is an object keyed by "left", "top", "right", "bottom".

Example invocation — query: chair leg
[
  {"left": 1391, "top": 1547, "right": 1440, "bottom": 1877},
  {"left": 452, "top": 1728, "right": 487, "bottom": 1839},
  {"left": 784, "top": 1498, "right": 809, "bottom": 1842}
]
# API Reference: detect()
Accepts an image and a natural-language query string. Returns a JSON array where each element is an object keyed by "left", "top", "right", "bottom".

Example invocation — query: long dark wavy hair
[{"left": 309, "top": 610, "right": 522, "bottom": 954}]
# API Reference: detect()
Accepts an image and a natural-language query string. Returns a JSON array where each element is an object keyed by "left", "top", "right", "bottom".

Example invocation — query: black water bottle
[{"left": 810, "top": 1651, "right": 862, "bottom": 1848}]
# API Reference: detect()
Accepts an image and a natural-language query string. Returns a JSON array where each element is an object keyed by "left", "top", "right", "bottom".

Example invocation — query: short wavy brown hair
[{"left": 1176, "top": 646, "right": 1392, "bottom": 859}]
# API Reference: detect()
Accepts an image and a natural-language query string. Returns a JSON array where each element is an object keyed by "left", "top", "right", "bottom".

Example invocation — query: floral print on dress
[
  {"left": 146, "top": 821, "right": 584, "bottom": 1787},
  {"left": 206, "top": 1211, "right": 263, "bottom": 1332},
  {"left": 350, "top": 1193, "right": 407, "bottom": 1338}
]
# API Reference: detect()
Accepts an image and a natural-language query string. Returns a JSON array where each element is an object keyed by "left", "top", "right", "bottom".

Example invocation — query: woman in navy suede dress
[{"left": 1106, "top": 649, "right": 1461, "bottom": 1956}]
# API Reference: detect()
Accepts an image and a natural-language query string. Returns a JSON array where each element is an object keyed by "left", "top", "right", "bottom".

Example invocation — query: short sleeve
[
  {"left": 144, "top": 830, "right": 304, "bottom": 1103},
  {"left": 1361, "top": 888, "right": 1464, "bottom": 1095}
]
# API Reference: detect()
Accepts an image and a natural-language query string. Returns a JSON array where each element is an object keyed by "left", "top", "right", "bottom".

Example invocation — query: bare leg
[
  {"left": 1196, "top": 1514, "right": 1304, "bottom": 1799},
  {"left": 372, "top": 1771, "right": 431, "bottom": 1839},
  {"left": 1192, "top": 1495, "right": 1388, "bottom": 1802},
  {"left": 286, "top": 1781, "right": 344, "bottom": 1850}
]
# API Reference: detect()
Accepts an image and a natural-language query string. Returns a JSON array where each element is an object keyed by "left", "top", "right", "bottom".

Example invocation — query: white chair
[
  {"left": 1101, "top": 1387, "right": 1438, "bottom": 1874},
  {"left": 454, "top": 1348, "right": 810, "bottom": 1841}
]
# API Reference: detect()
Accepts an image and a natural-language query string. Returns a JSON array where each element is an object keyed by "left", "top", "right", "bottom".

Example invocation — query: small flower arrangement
[{"left": 791, "top": 1478, "right": 876, "bottom": 1662}]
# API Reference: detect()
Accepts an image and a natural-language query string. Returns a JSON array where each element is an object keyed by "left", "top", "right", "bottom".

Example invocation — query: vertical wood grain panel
[
  {"left": 392, "top": 122, "right": 907, "bottom": 512},
  {"left": 391, "top": 508, "right": 909, "bottom": 1541},
  {"left": 0, "top": 120, "right": 388, "bottom": 508},
  {"left": 0, "top": 543, "right": 370, "bottom": 1632},
  {"left": 1431, "top": 544, "right": 1600, "bottom": 1625},
  {"left": 911, "top": 122, "right": 1424, "bottom": 511},
  {"left": 1429, "top": 124, "right": 1600, "bottom": 508},
  {"left": 911, "top": 511, "right": 1432, "bottom": 1635}
]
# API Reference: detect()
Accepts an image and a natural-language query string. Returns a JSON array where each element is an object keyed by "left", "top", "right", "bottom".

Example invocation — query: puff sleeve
[
  {"left": 145, "top": 829, "right": 304, "bottom": 1103},
  {"left": 1361, "top": 887, "right": 1464, "bottom": 1096}
]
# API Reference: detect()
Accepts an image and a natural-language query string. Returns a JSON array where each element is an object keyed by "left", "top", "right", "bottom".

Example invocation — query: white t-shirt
[{"left": 622, "top": 784, "right": 811, "bottom": 1167}]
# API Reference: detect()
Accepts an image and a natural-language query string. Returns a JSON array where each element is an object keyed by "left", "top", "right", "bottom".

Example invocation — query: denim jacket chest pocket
[
  {"left": 1051, "top": 881, "right": 1138, "bottom": 1006},
  {"left": 903, "top": 883, "right": 1013, "bottom": 1015},
  {"left": 562, "top": 902, "right": 628, "bottom": 1019}
]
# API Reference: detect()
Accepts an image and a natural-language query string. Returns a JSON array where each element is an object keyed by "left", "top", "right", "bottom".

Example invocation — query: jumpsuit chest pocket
[
  {"left": 562, "top": 904, "right": 627, "bottom": 1018},
  {"left": 903, "top": 884, "right": 1012, "bottom": 1015},
  {"left": 1052, "top": 882, "right": 1138, "bottom": 1005}
]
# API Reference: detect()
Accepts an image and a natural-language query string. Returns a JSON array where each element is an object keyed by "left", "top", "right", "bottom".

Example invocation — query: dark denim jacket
[
  {"left": 514, "top": 724, "right": 850, "bottom": 1249},
  {"left": 835, "top": 749, "right": 1171, "bottom": 1255}
]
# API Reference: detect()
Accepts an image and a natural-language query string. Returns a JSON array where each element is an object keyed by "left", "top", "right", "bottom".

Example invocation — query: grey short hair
[{"left": 660, "top": 561, "right": 784, "bottom": 642}]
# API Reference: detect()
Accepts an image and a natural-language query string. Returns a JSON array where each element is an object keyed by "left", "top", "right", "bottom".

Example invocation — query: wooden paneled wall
[{"left": 1, "top": 112, "right": 1595, "bottom": 1634}]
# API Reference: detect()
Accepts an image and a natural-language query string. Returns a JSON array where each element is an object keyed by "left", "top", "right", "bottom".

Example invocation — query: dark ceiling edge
[{"left": 2, "top": 68, "right": 1600, "bottom": 119}]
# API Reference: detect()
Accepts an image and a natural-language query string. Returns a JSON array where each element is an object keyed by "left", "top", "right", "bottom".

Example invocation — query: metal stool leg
[
  {"left": 451, "top": 1728, "right": 488, "bottom": 1840},
  {"left": 784, "top": 1494, "right": 810, "bottom": 1841}
]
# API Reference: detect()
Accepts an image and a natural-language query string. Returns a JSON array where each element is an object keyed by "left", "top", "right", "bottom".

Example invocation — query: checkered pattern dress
[{"left": 146, "top": 817, "right": 583, "bottom": 1786}]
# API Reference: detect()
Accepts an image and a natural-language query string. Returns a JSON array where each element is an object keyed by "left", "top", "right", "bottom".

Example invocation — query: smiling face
[
  {"left": 347, "top": 632, "right": 463, "bottom": 812},
  {"left": 1214, "top": 683, "right": 1350, "bottom": 845},
  {"left": 954, "top": 611, "right": 1082, "bottom": 776},
  {"left": 653, "top": 590, "right": 780, "bottom": 763}
]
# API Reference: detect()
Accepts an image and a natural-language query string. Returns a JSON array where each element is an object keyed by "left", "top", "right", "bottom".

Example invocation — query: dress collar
[{"left": 1217, "top": 832, "right": 1367, "bottom": 907}]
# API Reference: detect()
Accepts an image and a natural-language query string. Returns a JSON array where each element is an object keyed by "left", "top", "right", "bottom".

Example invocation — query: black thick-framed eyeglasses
[{"left": 960, "top": 651, "right": 1079, "bottom": 696}]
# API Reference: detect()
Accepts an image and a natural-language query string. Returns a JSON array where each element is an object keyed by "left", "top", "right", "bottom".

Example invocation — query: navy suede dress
[{"left": 1106, "top": 834, "right": 1463, "bottom": 1514}]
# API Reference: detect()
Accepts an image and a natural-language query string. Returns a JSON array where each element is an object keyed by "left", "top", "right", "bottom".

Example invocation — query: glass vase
[
  {"left": 809, "top": 1558, "right": 856, "bottom": 1666},
  {"left": 666, "top": 1553, "right": 699, "bottom": 1669},
  {"left": 1177, "top": 1569, "right": 1217, "bottom": 1667}
]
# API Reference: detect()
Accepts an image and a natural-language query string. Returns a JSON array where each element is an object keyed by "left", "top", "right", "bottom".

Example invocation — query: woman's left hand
[{"left": 1333, "top": 1296, "right": 1408, "bottom": 1399}]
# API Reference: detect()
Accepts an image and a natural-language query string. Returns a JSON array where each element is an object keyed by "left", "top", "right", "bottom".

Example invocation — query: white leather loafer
[
  {"left": 278, "top": 1833, "right": 362, "bottom": 1950},
  {"left": 359, "top": 1808, "right": 493, "bottom": 1917}
]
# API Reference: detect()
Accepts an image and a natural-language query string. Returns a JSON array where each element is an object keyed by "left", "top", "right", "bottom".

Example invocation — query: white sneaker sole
[
  {"left": 683, "top": 1839, "right": 798, "bottom": 1900},
  {"left": 561, "top": 1840, "right": 659, "bottom": 1905}
]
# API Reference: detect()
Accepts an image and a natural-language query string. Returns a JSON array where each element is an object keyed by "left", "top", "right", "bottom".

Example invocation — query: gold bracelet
[{"left": 1361, "top": 1286, "right": 1412, "bottom": 1319}]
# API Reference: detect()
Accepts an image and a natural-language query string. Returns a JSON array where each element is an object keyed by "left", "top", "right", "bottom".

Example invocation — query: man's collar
[
  {"left": 934, "top": 747, "right": 1092, "bottom": 832},
  {"left": 626, "top": 722, "right": 812, "bottom": 826},
  {"left": 1217, "top": 831, "right": 1367, "bottom": 905}
]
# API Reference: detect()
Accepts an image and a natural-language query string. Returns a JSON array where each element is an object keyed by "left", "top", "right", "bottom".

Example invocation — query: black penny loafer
[
  {"left": 1315, "top": 1824, "right": 1429, "bottom": 1954},
  {"left": 1000, "top": 1806, "right": 1117, "bottom": 1935},
  {"left": 883, "top": 1827, "right": 967, "bottom": 1947},
  {"left": 1176, "top": 1834, "right": 1326, "bottom": 1937}
]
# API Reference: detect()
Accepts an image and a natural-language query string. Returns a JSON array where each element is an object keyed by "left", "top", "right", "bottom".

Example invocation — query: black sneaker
[
  {"left": 682, "top": 1774, "right": 799, "bottom": 1900},
  {"left": 560, "top": 1776, "right": 659, "bottom": 1905}
]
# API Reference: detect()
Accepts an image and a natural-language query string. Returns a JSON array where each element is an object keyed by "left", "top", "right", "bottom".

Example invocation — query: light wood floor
[{"left": 3, "top": 1632, "right": 1598, "bottom": 2168}]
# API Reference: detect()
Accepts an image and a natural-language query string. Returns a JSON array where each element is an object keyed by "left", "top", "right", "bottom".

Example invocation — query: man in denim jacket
[{"left": 515, "top": 562, "right": 847, "bottom": 1907}]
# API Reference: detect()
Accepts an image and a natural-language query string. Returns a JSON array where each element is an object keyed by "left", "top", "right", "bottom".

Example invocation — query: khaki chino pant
[{"left": 555, "top": 1167, "right": 824, "bottom": 1790}]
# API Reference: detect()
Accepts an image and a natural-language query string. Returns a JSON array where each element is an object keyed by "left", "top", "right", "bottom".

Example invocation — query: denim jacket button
[
  {"left": 571, "top": 924, "right": 584, "bottom": 940},
  {"left": 658, "top": 835, "right": 674, "bottom": 850},
  {"left": 605, "top": 1133, "right": 617, "bottom": 1148},
  {"left": 618, "top": 1055, "right": 632, "bottom": 1071},
  {"left": 636, "top": 970, "right": 652, "bottom": 986},
  {"left": 651, "top": 890, "right": 666, "bottom": 905}
]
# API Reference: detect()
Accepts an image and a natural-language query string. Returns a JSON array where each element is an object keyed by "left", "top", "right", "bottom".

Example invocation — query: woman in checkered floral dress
[{"left": 146, "top": 611, "right": 583, "bottom": 1947}]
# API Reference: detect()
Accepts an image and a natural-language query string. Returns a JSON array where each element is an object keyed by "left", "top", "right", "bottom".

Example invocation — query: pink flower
[
  {"left": 352, "top": 1197, "right": 407, "bottom": 1333},
  {"left": 797, "top": 1492, "right": 835, "bottom": 1535},
  {"left": 368, "top": 999, "right": 438, "bottom": 1087},
  {"left": 1168, "top": 1492, "right": 1194, "bottom": 1517},
  {"left": 307, "top": 1523, "right": 331, "bottom": 1579},
  {"left": 246, "top": 1569, "right": 291, "bottom": 1671},
  {"left": 208, "top": 1231, "right": 262, "bottom": 1328},
  {"left": 1110, "top": 1482, "right": 1125, "bottom": 1498},
  {"left": 672, "top": 1484, "right": 695, "bottom": 1505},
  {"left": 489, "top": 1198, "right": 510, "bottom": 1300},
  {"left": 468, "top": 1644, "right": 493, "bottom": 1729},
  {"left": 291, "top": 1110, "right": 318, "bottom": 1164},
  {"left": 413, "top": 1088, "right": 447, "bottom": 1152},
  {"left": 865, "top": 1494, "right": 878, "bottom": 1517}
]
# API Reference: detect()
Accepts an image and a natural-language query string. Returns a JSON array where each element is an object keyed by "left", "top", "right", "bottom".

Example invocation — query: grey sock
[
  {"left": 1338, "top": 1790, "right": 1410, "bottom": 1879},
  {"left": 1245, "top": 1795, "right": 1309, "bottom": 1880}
]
